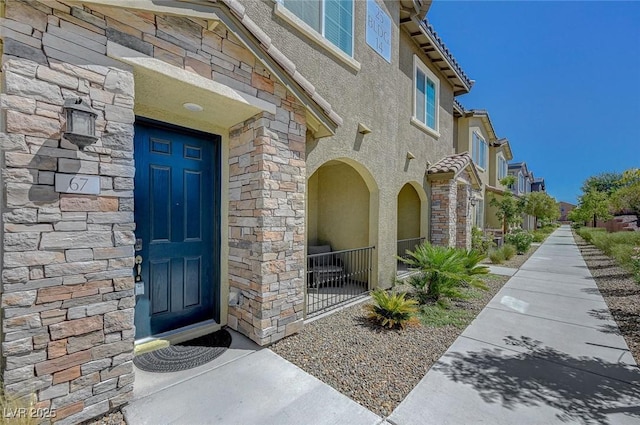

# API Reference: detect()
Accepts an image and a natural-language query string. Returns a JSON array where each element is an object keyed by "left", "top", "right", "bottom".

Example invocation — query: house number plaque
[{"left": 54, "top": 173, "right": 100, "bottom": 195}]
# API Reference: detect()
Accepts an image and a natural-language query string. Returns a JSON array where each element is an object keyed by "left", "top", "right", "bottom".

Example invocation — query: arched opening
[
  {"left": 396, "top": 183, "right": 427, "bottom": 275},
  {"left": 306, "top": 159, "right": 376, "bottom": 316},
  {"left": 308, "top": 160, "right": 370, "bottom": 249}
]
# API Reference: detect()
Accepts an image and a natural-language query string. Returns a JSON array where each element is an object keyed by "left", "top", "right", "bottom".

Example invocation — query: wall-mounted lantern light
[
  {"left": 469, "top": 195, "right": 478, "bottom": 207},
  {"left": 406, "top": 151, "right": 415, "bottom": 160},
  {"left": 63, "top": 98, "right": 98, "bottom": 150}
]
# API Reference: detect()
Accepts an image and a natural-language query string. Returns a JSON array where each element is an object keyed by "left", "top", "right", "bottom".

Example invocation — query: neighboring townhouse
[
  {"left": 484, "top": 137, "right": 514, "bottom": 232},
  {"left": 532, "top": 177, "right": 546, "bottom": 192},
  {"left": 559, "top": 201, "right": 576, "bottom": 222},
  {"left": 242, "top": 1, "right": 479, "bottom": 285},
  {"left": 0, "top": 0, "right": 479, "bottom": 420},
  {"left": 508, "top": 161, "right": 536, "bottom": 230},
  {"left": 454, "top": 106, "right": 497, "bottom": 229}
]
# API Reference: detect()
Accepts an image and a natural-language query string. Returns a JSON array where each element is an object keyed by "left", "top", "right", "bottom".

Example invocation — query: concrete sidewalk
[
  {"left": 123, "top": 330, "right": 383, "bottom": 425},
  {"left": 389, "top": 225, "right": 640, "bottom": 425},
  {"left": 125, "top": 226, "right": 640, "bottom": 425}
]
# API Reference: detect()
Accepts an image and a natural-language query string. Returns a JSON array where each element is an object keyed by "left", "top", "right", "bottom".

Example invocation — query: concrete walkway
[
  {"left": 389, "top": 226, "right": 640, "bottom": 425},
  {"left": 125, "top": 226, "right": 640, "bottom": 425},
  {"left": 123, "top": 330, "right": 383, "bottom": 425}
]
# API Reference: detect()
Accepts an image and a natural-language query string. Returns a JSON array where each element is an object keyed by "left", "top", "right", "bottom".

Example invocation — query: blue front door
[{"left": 133, "top": 120, "right": 220, "bottom": 338}]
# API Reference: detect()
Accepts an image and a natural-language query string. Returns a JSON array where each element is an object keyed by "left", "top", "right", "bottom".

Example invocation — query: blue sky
[{"left": 427, "top": 0, "right": 640, "bottom": 204}]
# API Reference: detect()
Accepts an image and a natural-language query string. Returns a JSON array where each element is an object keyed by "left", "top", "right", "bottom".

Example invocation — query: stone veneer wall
[
  {"left": 1, "top": 0, "right": 307, "bottom": 422},
  {"left": 1, "top": 53, "right": 136, "bottom": 425},
  {"left": 227, "top": 107, "right": 306, "bottom": 345},
  {"left": 455, "top": 176, "right": 471, "bottom": 249},
  {"left": 430, "top": 178, "right": 457, "bottom": 247}
]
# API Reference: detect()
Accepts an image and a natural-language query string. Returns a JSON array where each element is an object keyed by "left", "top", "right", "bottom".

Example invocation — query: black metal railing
[
  {"left": 396, "top": 237, "right": 426, "bottom": 274},
  {"left": 306, "top": 246, "right": 374, "bottom": 317}
]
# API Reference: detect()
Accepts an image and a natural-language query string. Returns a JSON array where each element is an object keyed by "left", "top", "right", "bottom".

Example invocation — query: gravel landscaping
[
  {"left": 271, "top": 273, "right": 510, "bottom": 417},
  {"left": 85, "top": 410, "right": 126, "bottom": 425},
  {"left": 574, "top": 232, "right": 640, "bottom": 364}
]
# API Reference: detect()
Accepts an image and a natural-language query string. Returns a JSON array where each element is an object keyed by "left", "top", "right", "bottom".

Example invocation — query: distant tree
[
  {"left": 570, "top": 189, "right": 613, "bottom": 227},
  {"left": 523, "top": 192, "right": 560, "bottom": 228},
  {"left": 581, "top": 172, "right": 624, "bottom": 195},
  {"left": 490, "top": 177, "right": 524, "bottom": 234},
  {"left": 610, "top": 168, "right": 640, "bottom": 216}
]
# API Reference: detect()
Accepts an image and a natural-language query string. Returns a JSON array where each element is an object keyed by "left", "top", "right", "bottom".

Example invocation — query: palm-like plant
[
  {"left": 462, "top": 249, "right": 489, "bottom": 290},
  {"left": 399, "top": 244, "right": 488, "bottom": 302},
  {"left": 366, "top": 289, "right": 419, "bottom": 329}
]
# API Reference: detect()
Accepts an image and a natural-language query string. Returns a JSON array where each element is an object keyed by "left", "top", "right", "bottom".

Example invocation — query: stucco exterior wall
[
  {"left": 307, "top": 171, "right": 319, "bottom": 244},
  {"left": 485, "top": 193, "right": 503, "bottom": 230},
  {"left": 397, "top": 183, "right": 421, "bottom": 240},
  {"left": 456, "top": 116, "right": 489, "bottom": 189},
  {"left": 240, "top": 0, "right": 458, "bottom": 285},
  {"left": 312, "top": 161, "right": 369, "bottom": 251}
]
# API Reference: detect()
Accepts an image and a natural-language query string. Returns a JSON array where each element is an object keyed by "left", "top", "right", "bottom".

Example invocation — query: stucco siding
[{"left": 240, "top": 0, "right": 458, "bottom": 285}]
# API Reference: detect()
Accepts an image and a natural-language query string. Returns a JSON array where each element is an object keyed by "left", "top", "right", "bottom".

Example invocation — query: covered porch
[
  {"left": 306, "top": 159, "right": 377, "bottom": 316},
  {"left": 396, "top": 182, "right": 428, "bottom": 276}
]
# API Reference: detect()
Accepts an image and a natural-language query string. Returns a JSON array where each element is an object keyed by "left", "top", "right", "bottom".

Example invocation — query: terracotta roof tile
[
  {"left": 422, "top": 20, "right": 473, "bottom": 91},
  {"left": 428, "top": 152, "right": 473, "bottom": 175}
]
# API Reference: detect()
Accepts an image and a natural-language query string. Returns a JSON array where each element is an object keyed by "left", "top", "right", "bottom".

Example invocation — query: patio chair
[{"left": 307, "top": 245, "right": 345, "bottom": 288}]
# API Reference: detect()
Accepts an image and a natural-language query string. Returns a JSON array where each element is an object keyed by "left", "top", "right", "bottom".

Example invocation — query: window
[
  {"left": 518, "top": 172, "right": 525, "bottom": 193},
  {"left": 413, "top": 56, "right": 439, "bottom": 134},
  {"left": 282, "top": 0, "right": 354, "bottom": 56},
  {"left": 497, "top": 154, "right": 507, "bottom": 180},
  {"left": 472, "top": 132, "right": 487, "bottom": 170},
  {"left": 474, "top": 200, "right": 484, "bottom": 228}
]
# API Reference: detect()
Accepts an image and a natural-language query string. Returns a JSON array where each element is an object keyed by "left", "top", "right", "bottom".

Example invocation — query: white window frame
[
  {"left": 475, "top": 199, "right": 484, "bottom": 228},
  {"left": 472, "top": 132, "right": 487, "bottom": 170},
  {"left": 518, "top": 172, "right": 525, "bottom": 193},
  {"left": 411, "top": 55, "right": 440, "bottom": 138},
  {"left": 497, "top": 153, "right": 507, "bottom": 180},
  {"left": 277, "top": 0, "right": 355, "bottom": 59}
]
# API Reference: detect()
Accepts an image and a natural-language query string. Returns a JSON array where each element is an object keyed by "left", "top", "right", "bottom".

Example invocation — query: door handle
[
  {"left": 134, "top": 255, "right": 145, "bottom": 296},
  {"left": 134, "top": 255, "right": 143, "bottom": 282}
]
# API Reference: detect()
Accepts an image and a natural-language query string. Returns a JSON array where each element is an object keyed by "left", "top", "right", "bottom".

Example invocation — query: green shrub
[
  {"left": 505, "top": 230, "right": 534, "bottom": 254},
  {"left": 502, "top": 244, "right": 517, "bottom": 260},
  {"left": 576, "top": 227, "right": 606, "bottom": 244},
  {"left": 488, "top": 249, "right": 505, "bottom": 264},
  {"left": 610, "top": 244, "right": 635, "bottom": 268},
  {"left": 471, "top": 227, "right": 494, "bottom": 254},
  {"left": 366, "top": 289, "right": 419, "bottom": 329},
  {"left": 400, "top": 243, "right": 487, "bottom": 303},
  {"left": 577, "top": 228, "right": 640, "bottom": 283},
  {"left": 419, "top": 303, "right": 473, "bottom": 328},
  {"left": 532, "top": 231, "right": 546, "bottom": 243},
  {"left": 405, "top": 273, "right": 431, "bottom": 305},
  {"left": 463, "top": 249, "right": 490, "bottom": 277}
]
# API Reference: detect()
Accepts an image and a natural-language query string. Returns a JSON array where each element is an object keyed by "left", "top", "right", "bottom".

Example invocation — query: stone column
[
  {"left": 430, "top": 178, "right": 457, "bottom": 247},
  {"left": 456, "top": 182, "right": 471, "bottom": 249},
  {"left": 1, "top": 57, "right": 136, "bottom": 424},
  {"left": 227, "top": 101, "right": 306, "bottom": 346}
]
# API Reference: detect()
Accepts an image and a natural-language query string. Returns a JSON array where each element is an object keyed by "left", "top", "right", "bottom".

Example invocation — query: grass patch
[
  {"left": 0, "top": 390, "right": 37, "bottom": 425},
  {"left": 419, "top": 304, "right": 474, "bottom": 328},
  {"left": 488, "top": 249, "right": 504, "bottom": 264},
  {"left": 577, "top": 227, "right": 640, "bottom": 282}
]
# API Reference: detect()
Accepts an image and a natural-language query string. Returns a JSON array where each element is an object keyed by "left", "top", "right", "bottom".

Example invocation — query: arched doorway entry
[
  {"left": 396, "top": 182, "right": 427, "bottom": 275},
  {"left": 306, "top": 159, "right": 376, "bottom": 316}
]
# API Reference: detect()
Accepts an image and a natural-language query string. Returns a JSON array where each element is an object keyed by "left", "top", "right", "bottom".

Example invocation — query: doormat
[{"left": 133, "top": 329, "right": 232, "bottom": 373}]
